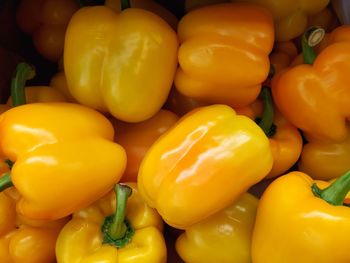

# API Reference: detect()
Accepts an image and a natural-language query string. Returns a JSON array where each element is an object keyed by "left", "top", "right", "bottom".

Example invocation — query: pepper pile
[{"left": 0, "top": 0, "right": 349, "bottom": 262}]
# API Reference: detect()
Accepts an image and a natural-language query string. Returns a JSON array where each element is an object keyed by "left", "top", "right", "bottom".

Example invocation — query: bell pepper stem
[
  {"left": 11, "top": 63, "right": 35, "bottom": 107},
  {"left": 108, "top": 184, "right": 132, "bottom": 240},
  {"left": 258, "top": 87, "right": 276, "bottom": 137},
  {"left": 121, "top": 0, "right": 130, "bottom": 10},
  {"left": 0, "top": 173, "right": 13, "bottom": 192},
  {"left": 301, "top": 26, "right": 325, "bottom": 65},
  {"left": 312, "top": 170, "right": 350, "bottom": 206},
  {"left": 101, "top": 184, "right": 135, "bottom": 248}
]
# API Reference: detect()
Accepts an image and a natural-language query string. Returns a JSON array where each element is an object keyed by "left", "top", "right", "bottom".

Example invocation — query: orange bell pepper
[
  {"left": 64, "top": 4, "right": 178, "bottom": 122},
  {"left": 252, "top": 170, "right": 350, "bottom": 263},
  {"left": 291, "top": 25, "right": 350, "bottom": 67},
  {"left": 16, "top": 0, "right": 79, "bottom": 61},
  {"left": 138, "top": 104, "right": 273, "bottom": 229},
  {"left": 272, "top": 27, "right": 350, "bottom": 142},
  {"left": 269, "top": 41, "right": 298, "bottom": 74},
  {"left": 298, "top": 134, "right": 350, "bottom": 180},
  {"left": 0, "top": 101, "right": 126, "bottom": 220},
  {"left": 112, "top": 109, "right": 179, "bottom": 182},
  {"left": 105, "top": 0, "right": 178, "bottom": 29},
  {"left": 175, "top": 3, "right": 274, "bottom": 108},
  {"left": 236, "top": 88, "right": 302, "bottom": 178},
  {"left": 0, "top": 187, "right": 69, "bottom": 263},
  {"left": 307, "top": 7, "right": 339, "bottom": 32}
]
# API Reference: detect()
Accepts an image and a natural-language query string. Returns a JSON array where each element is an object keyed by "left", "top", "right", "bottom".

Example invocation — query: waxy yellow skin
[
  {"left": 56, "top": 183, "right": 166, "bottom": 263},
  {"left": 175, "top": 3, "right": 274, "bottom": 108},
  {"left": 0, "top": 188, "right": 68, "bottom": 263},
  {"left": 176, "top": 193, "right": 258, "bottom": 263},
  {"left": 64, "top": 6, "right": 178, "bottom": 122},
  {"left": 252, "top": 171, "right": 350, "bottom": 263},
  {"left": 138, "top": 104, "right": 273, "bottom": 229},
  {"left": 105, "top": 0, "right": 178, "bottom": 29},
  {"left": 299, "top": 135, "right": 350, "bottom": 180},
  {"left": 0, "top": 103, "right": 126, "bottom": 220}
]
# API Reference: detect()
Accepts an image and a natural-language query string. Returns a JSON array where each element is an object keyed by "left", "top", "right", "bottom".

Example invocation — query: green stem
[
  {"left": 312, "top": 170, "right": 350, "bottom": 206},
  {"left": 301, "top": 26, "right": 325, "bottom": 65},
  {"left": 0, "top": 173, "right": 13, "bottom": 191},
  {"left": 101, "top": 184, "right": 135, "bottom": 248},
  {"left": 258, "top": 87, "right": 276, "bottom": 137},
  {"left": 11, "top": 63, "right": 35, "bottom": 107},
  {"left": 121, "top": 0, "right": 130, "bottom": 10}
]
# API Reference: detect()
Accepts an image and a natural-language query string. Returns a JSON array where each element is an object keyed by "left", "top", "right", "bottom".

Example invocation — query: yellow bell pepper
[
  {"left": 175, "top": 3, "right": 274, "bottom": 108},
  {"left": 105, "top": 0, "right": 178, "bottom": 29},
  {"left": 138, "top": 104, "right": 273, "bottom": 229},
  {"left": 56, "top": 183, "right": 166, "bottom": 263},
  {"left": 50, "top": 71, "right": 76, "bottom": 102},
  {"left": 112, "top": 109, "right": 179, "bottom": 182},
  {"left": 0, "top": 187, "right": 69, "bottom": 263},
  {"left": 64, "top": 4, "right": 178, "bottom": 122},
  {"left": 252, "top": 170, "right": 350, "bottom": 263},
  {"left": 0, "top": 102, "right": 126, "bottom": 220},
  {"left": 236, "top": 88, "right": 303, "bottom": 178},
  {"left": 236, "top": 0, "right": 330, "bottom": 41},
  {"left": 298, "top": 134, "right": 350, "bottom": 180},
  {"left": 176, "top": 193, "right": 258, "bottom": 263}
]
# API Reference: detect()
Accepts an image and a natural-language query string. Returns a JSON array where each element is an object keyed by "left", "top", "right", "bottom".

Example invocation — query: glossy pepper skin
[
  {"left": 299, "top": 135, "right": 350, "bottom": 180},
  {"left": 252, "top": 171, "right": 350, "bottom": 263},
  {"left": 272, "top": 41, "right": 350, "bottom": 142},
  {"left": 236, "top": 99, "right": 302, "bottom": 178},
  {"left": 105, "top": 0, "right": 178, "bottom": 29},
  {"left": 0, "top": 103, "right": 126, "bottom": 220},
  {"left": 176, "top": 193, "right": 258, "bottom": 263},
  {"left": 112, "top": 109, "right": 179, "bottom": 182},
  {"left": 56, "top": 183, "right": 167, "bottom": 263},
  {"left": 0, "top": 188, "right": 69, "bottom": 263},
  {"left": 138, "top": 104, "right": 273, "bottom": 229},
  {"left": 238, "top": 0, "right": 329, "bottom": 41},
  {"left": 16, "top": 0, "right": 79, "bottom": 61},
  {"left": 175, "top": 3, "right": 274, "bottom": 108},
  {"left": 64, "top": 6, "right": 178, "bottom": 122}
]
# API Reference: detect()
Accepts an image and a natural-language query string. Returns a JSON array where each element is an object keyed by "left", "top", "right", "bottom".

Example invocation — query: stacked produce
[{"left": 0, "top": 0, "right": 349, "bottom": 262}]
